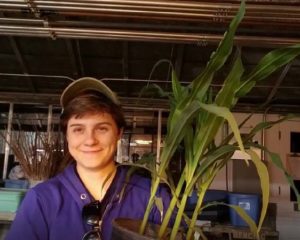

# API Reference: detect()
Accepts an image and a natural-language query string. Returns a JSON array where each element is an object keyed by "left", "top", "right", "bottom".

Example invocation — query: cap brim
[{"left": 60, "top": 77, "right": 120, "bottom": 108}]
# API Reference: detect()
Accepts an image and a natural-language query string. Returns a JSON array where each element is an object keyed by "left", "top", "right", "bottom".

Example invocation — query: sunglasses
[{"left": 82, "top": 201, "right": 103, "bottom": 240}]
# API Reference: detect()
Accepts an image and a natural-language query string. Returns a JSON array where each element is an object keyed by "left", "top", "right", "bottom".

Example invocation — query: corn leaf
[
  {"left": 184, "top": 126, "right": 195, "bottom": 181},
  {"left": 248, "top": 114, "right": 295, "bottom": 137},
  {"left": 189, "top": 1, "right": 245, "bottom": 102},
  {"left": 220, "top": 113, "right": 253, "bottom": 145},
  {"left": 215, "top": 53, "right": 244, "bottom": 107},
  {"left": 259, "top": 147, "right": 300, "bottom": 204},
  {"left": 171, "top": 70, "right": 185, "bottom": 102},
  {"left": 247, "top": 150, "right": 269, "bottom": 232},
  {"left": 139, "top": 83, "right": 170, "bottom": 99},
  {"left": 159, "top": 101, "right": 201, "bottom": 172},
  {"left": 192, "top": 53, "right": 244, "bottom": 158},
  {"left": 197, "top": 103, "right": 245, "bottom": 154},
  {"left": 192, "top": 145, "right": 238, "bottom": 187},
  {"left": 237, "top": 44, "right": 300, "bottom": 97},
  {"left": 155, "top": 197, "right": 164, "bottom": 223}
]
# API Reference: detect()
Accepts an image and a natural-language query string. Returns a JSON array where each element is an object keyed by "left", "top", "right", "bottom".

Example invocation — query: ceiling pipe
[
  {"left": 1, "top": 73, "right": 300, "bottom": 90},
  {"left": 1, "top": 1, "right": 300, "bottom": 24},
  {"left": 1, "top": 17, "right": 299, "bottom": 33},
  {"left": 1, "top": 0, "right": 299, "bottom": 12},
  {"left": 262, "top": 62, "right": 293, "bottom": 108},
  {"left": 0, "top": 1, "right": 299, "bottom": 47},
  {"left": 1, "top": 24, "right": 299, "bottom": 47}
]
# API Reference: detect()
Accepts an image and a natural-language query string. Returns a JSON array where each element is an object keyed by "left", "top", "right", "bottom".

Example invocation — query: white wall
[{"left": 264, "top": 115, "right": 300, "bottom": 199}]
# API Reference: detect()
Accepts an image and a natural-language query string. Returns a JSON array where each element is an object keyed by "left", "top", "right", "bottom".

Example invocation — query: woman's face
[{"left": 66, "top": 112, "right": 122, "bottom": 172}]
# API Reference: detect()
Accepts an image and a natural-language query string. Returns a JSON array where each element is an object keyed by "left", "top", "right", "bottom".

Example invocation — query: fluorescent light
[
  {"left": 135, "top": 140, "right": 152, "bottom": 145},
  {"left": 130, "top": 142, "right": 137, "bottom": 146}
]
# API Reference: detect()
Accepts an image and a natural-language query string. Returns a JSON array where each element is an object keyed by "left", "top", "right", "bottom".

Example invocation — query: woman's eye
[
  {"left": 97, "top": 127, "right": 108, "bottom": 132},
  {"left": 73, "top": 128, "right": 84, "bottom": 133}
]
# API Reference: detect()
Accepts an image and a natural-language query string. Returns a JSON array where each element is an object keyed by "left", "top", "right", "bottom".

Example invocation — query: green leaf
[
  {"left": 198, "top": 103, "right": 245, "bottom": 153},
  {"left": 266, "top": 150, "right": 300, "bottom": 204},
  {"left": 191, "top": 54, "right": 244, "bottom": 161},
  {"left": 247, "top": 150, "right": 269, "bottom": 232},
  {"left": 189, "top": 0, "right": 245, "bottom": 102},
  {"left": 171, "top": 70, "right": 184, "bottom": 102},
  {"left": 192, "top": 145, "right": 238, "bottom": 186},
  {"left": 159, "top": 100, "right": 201, "bottom": 173},
  {"left": 139, "top": 83, "right": 170, "bottom": 99},
  {"left": 237, "top": 44, "right": 300, "bottom": 97},
  {"left": 184, "top": 126, "right": 195, "bottom": 181},
  {"left": 155, "top": 197, "right": 164, "bottom": 223},
  {"left": 246, "top": 114, "right": 296, "bottom": 143},
  {"left": 215, "top": 52, "right": 244, "bottom": 107},
  {"left": 235, "top": 81, "right": 257, "bottom": 98}
]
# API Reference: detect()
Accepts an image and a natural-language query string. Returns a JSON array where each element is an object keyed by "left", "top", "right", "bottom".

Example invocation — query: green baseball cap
[{"left": 60, "top": 77, "right": 120, "bottom": 108}]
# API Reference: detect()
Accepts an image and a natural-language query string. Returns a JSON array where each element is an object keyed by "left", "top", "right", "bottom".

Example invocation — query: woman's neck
[{"left": 77, "top": 163, "right": 117, "bottom": 201}]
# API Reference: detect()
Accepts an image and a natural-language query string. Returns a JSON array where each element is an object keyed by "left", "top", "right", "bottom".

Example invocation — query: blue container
[
  {"left": 228, "top": 192, "right": 261, "bottom": 227},
  {"left": 186, "top": 189, "right": 228, "bottom": 210},
  {"left": 4, "top": 179, "right": 29, "bottom": 189}
]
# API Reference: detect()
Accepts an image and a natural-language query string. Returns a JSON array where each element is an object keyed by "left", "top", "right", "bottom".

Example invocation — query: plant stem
[
  {"left": 170, "top": 192, "right": 189, "bottom": 240},
  {"left": 186, "top": 186, "right": 207, "bottom": 240},
  {"left": 158, "top": 172, "right": 186, "bottom": 238},
  {"left": 139, "top": 177, "right": 160, "bottom": 234}
]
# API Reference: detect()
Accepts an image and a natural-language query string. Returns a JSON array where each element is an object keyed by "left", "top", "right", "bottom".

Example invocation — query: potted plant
[{"left": 112, "top": 1, "right": 300, "bottom": 239}]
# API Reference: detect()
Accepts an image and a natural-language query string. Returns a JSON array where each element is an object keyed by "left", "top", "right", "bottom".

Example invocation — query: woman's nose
[{"left": 84, "top": 130, "right": 99, "bottom": 145}]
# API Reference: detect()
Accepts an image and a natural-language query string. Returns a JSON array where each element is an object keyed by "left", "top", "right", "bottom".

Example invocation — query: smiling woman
[
  {"left": 66, "top": 112, "right": 121, "bottom": 200},
  {"left": 5, "top": 77, "right": 174, "bottom": 240}
]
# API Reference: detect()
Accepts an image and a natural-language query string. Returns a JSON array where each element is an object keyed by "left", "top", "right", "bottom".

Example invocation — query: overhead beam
[
  {"left": 174, "top": 44, "right": 185, "bottom": 80},
  {"left": 65, "top": 39, "right": 79, "bottom": 78},
  {"left": 122, "top": 41, "right": 129, "bottom": 79},
  {"left": 76, "top": 40, "right": 85, "bottom": 76},
  {"left": 0, "top": 11, "right": 36, "bottom": 92},
  {"left": 8, "top": 36, "right": 37, "bottom": 92}
]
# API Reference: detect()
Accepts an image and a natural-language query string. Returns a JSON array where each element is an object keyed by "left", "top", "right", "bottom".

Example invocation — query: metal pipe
[
  {"left": 262, "top": 62, "right": 293, "bottom": 108},
  {"left": 2, "top": 0, "right": 299, "bottom": 12},
  {"left": 1, "top": 24, "right": 300, "bottom": 47},
  {"left": 1, "top": 73, "right": 300, "bottom": 90},
  {"left": 0, "top": 73, "right": 74, "bottom": 81},
  {"left": 2, "top": 103, "right": 13, "bottom": 179},
  {"left": 1, "top": 1, "right": 300, "bottom": 20},
  {"left": 0, "top": 18, "right": 43, "bottom": 24}
]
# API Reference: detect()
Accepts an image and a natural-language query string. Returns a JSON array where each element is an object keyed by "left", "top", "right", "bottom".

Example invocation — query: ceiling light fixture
[{"left": 135, "top": 140, "right": 152, "bottom": 145}]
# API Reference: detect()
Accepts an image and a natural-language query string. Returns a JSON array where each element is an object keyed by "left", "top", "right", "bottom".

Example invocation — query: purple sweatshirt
[{"left": 6, "top": 164, "right": 172, "bottom": 240}]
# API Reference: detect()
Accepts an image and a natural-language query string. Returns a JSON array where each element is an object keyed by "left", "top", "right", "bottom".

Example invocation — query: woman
[{"left": 6, "top": 77, "right": 172, "bottom": 240}]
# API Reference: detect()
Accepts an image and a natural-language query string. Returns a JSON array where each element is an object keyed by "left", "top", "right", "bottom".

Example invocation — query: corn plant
[{"left": 137, "top": 1, "right": 300, "bottom": 239}]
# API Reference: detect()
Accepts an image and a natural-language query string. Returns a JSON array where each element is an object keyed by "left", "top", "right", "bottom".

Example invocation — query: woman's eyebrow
[
  {"left": 69, "top": 122, "right": 113, "bottom": 127},
  {"left": 69, "top": 123, "right": 84, "bottom": 127},
  {"left": 95, "top": 122, "right": 113, "bottom": 127}
]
